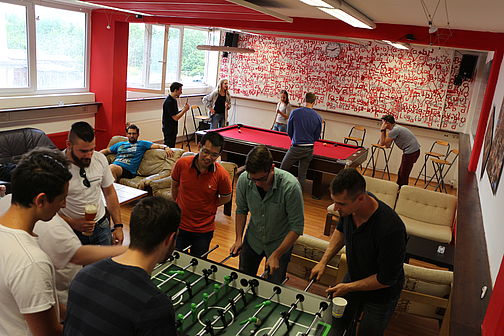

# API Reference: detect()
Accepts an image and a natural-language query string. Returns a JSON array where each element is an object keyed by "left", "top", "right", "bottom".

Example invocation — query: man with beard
[
  {"left": 100, "top": 124, "right": 174, "bottom": 182},
  {"left": 171, "top": 131, "right": 232, "bottom": 257},
  {"left": 64, "top": 197, "right": 180, "bottom": 336},
  {"left": 59, "top": 122, "right": 124, "bottom": 246}
]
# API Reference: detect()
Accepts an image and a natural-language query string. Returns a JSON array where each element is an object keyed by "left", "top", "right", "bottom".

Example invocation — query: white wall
[{"left": 476, "top": 57, "right": 504, "bottom": 285}]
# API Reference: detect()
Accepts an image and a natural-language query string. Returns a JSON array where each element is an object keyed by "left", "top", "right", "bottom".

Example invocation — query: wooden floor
[{"left": 119, "top": 145, "right": 455, "bottom": 336}]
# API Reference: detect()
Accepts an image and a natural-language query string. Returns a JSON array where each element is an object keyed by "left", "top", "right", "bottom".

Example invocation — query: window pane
[
  {"left": 0, "top": 3, "right": 28, "bottom": 88},
  {"left": 127, "top": 23, "right": 146, "bottom": 88},
  {"left": 147, "top": 24, "right": 165, "bottom": 89},
  {"left": 166, "top": 27, "right": 180, "bottom": 83},
  {"left": 35, "top": 5, "right": 86, "bottom": 90},
  {"left": 181, "top": 28, "right": 208, "bottom": 86}
]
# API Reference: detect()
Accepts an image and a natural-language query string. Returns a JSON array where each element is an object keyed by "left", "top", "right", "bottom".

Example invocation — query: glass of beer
[{"left": 83, "top": 204, "right": 97, "bottom": 236}]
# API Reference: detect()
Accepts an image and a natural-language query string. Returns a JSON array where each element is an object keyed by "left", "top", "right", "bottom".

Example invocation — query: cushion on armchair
[{"left": 363, "top": 175, "right": 399, "bottom": 208}]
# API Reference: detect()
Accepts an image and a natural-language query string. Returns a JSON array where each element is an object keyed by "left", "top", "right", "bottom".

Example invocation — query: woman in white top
[{"left": 273, "top": 90, "right": 292, "bottom": 132}]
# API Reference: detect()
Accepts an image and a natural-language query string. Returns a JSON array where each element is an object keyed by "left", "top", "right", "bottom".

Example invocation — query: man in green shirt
[{"left": 230, "top": 145, "right": 304, "bottom": 284}]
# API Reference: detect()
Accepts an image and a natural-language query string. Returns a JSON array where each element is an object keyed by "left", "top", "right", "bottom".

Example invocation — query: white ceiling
[{"left": 248, "top": 0, "right": 504, "bottom": 33}]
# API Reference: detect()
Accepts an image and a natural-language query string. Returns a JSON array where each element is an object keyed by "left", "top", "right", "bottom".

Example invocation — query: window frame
[{"left": 0, "top": 0, "right": 90, "bottom": 95}]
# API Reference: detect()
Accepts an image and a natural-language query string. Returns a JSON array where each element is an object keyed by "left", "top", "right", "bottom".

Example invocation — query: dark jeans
[
  {"left": 238, "top": 235, "right": 292, "bottom": 284},
  {"left": 331, "top": 294, "right": 399, "bottom": 336},
  {"left": 210, "top": 113, "right": 225, "bottom": 129},
  {"left": 280, "top": 145, "right": 314, "bottom": 187},
  {"left": 397, "top": 149, "right": 420, "bottom": 186},
  {"left": 163, "top": 126, "right": 177, "bottom": 148},
  {"left": 175, "top": 229, "right": 214, "bottom": 258},
  {"left": 75, "top": 217, "right": 112, "bottom": 246}
]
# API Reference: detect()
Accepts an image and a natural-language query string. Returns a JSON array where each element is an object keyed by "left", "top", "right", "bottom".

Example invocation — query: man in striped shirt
[{"left": 63, "top": 197, "right": 180, "bottom": 336}]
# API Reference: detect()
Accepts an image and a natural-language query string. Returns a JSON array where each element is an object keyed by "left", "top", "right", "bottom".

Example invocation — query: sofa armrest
[
  {"left": 142, "top": 171, "right": 172, "bottom": 188},
  {"left": 150, "top": 176, "right": 173, "bottom": 193}
]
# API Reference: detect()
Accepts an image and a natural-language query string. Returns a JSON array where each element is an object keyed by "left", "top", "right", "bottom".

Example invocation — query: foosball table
[{"left": 151, "top": 251, "right": 334, "bottom": 336}]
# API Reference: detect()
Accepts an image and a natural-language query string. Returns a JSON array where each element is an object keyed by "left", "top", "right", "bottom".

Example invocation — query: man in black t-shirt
[
  {"left": 64, "top": 197, "right": 181, "bottom": 336},
  {"left": 311, "top": 168, "right": 406, "bottom": 336},
  {"left": 162, "top": 82, "right": 190, "bottom": 147}
]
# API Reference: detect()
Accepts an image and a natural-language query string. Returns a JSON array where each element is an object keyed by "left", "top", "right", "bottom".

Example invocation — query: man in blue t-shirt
[
  {"left": 280, "top": 92, "right": 322, "bottom": 188},
  {"left": 101, "top": 124, "right": 174, "bottom": 181}
]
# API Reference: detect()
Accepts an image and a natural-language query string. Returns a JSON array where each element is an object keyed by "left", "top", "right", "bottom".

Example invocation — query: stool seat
[
  {"left": 344, "top": 126, "right": 366, "bottom": 147},
  {"left": 425, "top": 151, "right": 445, "bottom": 158},
  {"left": 371, "top": 143, "right": 387, "bottom": 149},
  {"left": 426, "top": 149, "right": 459, "bottom": 193},
  {"left": 344, "top": 136, "right": 362, "bottom": 142},
  {"left": 431, "top": 158, "right": 450, "bottom": 165}
]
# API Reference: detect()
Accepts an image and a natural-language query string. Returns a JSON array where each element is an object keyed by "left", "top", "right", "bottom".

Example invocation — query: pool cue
[
  {"left": 171, "top": 265, "right": 218, "bottom": 301},
  {"left": 154, "top": 257, "right": 199, "bottom": 288},
  {"left": 236, "top": 286, "right": 281, "bottom": 335},
  {"left": 300, "top": 301, "right": 329, "bottom": 336},
  {"left": 193, "top": 279, "right": 259, "bottom": 336},
  {"left": 200, "top": 244, "right": 219, "bottom": 259}
]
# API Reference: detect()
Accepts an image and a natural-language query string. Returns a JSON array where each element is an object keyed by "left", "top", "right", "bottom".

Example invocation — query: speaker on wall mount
[
  {"left": 454, "top": 54, "right": 478, "bottom": 85},
  {"left": 223, "top": 32, "right": 239, "bottom": 58}
]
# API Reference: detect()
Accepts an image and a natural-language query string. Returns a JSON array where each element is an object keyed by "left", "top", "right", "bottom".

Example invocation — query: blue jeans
[
  {"left": 175, "top": 229, "right": 214, "bottom": 258},
  {"left": 330, "top": 293, "right": 399, "bottom": 336},
  {"left": 75, "top": 217, "right": 112, "bottom": 246},
  {"left": 273, "top": 123, "right": 287, "bottom": 132},
  {"left": 238, "top": 235, "right": 292, "bottom": 284},
  {"left": 210, "top": 113, "right": 225, "bottom": 129}
]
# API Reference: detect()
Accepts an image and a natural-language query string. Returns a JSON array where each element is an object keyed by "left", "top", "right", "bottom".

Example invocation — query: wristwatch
[
  {"left": 111, "top": 223, "right": 124, "bottom": 232},
  {"left": 380, "top": 129, "right": 386, "bottom": 132}
]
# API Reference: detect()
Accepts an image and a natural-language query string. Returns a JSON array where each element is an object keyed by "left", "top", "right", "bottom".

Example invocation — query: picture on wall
[
  {"left": 486, "top": 101, "right": 504, "bottom": 194},
  {"left": 481, "top": 106, "right": 495, "bottom": 179}
]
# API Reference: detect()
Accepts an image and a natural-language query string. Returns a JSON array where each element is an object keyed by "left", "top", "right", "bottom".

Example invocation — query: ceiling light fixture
[
  {"left": 299, "top": 0, "right": 333, "bottom": 7},
  {"left": 314, "top": 0, "right": 375, "bottom": 29},
  {"left": 382, "top": 40, "right": 410, "bottom": 50}
]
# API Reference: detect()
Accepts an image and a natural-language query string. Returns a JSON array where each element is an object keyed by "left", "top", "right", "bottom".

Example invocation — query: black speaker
[
  {"left": 459, "top": 54, "right": 478, "bottom": 79},
  {"left": 224, "top": 32, "right": 239, "bottom": 47}
]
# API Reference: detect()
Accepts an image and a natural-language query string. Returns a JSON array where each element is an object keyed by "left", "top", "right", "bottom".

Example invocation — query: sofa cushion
[
  {"left": 364, "top": 175, "right": 399, "bottom": 208},
  {"left": 400, "top": 215, "right": 453, "bottom": 243}
]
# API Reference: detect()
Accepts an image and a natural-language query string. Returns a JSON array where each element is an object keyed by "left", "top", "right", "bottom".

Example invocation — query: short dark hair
[
  {"left": 381, "top": 114, "right": 396, "bottom": 124},
  {"left": 126, "top": 124, "right": 139, "bottom": 133},
  {"left": 129, "top": 196, "right": 181, "bottom": 254},
  {"left": 305, "top": 92, "right": 316, "bottom": 104},
  {"left": 330, "top": 168, "right": 366, "bottom": 201},
  {"left": 11, "top": 148, "right": 72, "bottom": 207},
  {"left": 245, "top": 145, "right": 273, "bottom": 174},
  {"left": 170, "top": 82, "right": 183, "bottom": 92},
  {"left": 69, "top": 121, "right": 94, "bottom": 143},
  {"left": 200, "top": 132, "right": 224, "bottom": 151}
]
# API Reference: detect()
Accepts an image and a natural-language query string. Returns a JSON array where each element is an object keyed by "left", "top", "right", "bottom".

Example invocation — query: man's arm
[
  {"left": 171, "top": 179, "right": 180, "bottom": 201},
  {"left": 171, "top": 102, "right": 190, "bottom": 121},
  {"left": 327, "top": 274, "right": 389, "bottom": 297},
  {"left": 230, "top": 213, "right": 247, "bottom": 255},
  {"left": 266, "top": 231, "right": 299, "bottom": 274},
  {"left": 100, "top": 148, "right": 112, "bottom": 155},
  {"left": 379, "top": 122, "right": 394, "bottom": 147},
  {"left": 310, "top": 229, "right": 345, "bottom": 281},
  {"left": 217, "top": 194, "right": 232, "bottom": 206},
  {"left": 70, "top": 245, "right": 127, "bottom": 265},
  {"left": 24, "top": 306, "right": 63, "bottom": 336},
  {"left": 101, "top": 184, "right": 123, "bottom": 245},
  {"left": 59, "top": 212, "right": 94, "bottom": 234},
  {"left": 150, "top": 143, "right": 174, "bottom": 158}
]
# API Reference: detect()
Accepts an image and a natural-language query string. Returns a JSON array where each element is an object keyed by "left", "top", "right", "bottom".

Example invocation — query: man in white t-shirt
[
  {"left": 0, "top": 148, "right": 72, "bottom": 336},
  {"left": 59, "top": 122, "right": 124, "bottom": 246},
  {"left": 0, "top": 194, "right": 127, "bottom": 313}
]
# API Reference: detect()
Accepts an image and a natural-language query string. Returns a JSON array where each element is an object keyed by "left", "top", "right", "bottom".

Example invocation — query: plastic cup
[
  {"left": 332, "top": 297, "right": 348, "bottom": 318},
  {"left": 83, "top": 204, "right": 97, "bottom": 236}
]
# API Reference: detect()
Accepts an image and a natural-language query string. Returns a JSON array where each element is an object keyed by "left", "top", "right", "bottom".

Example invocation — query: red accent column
[
  {"left": 89, "top": 11, "right": 129, "bottom": 149},
  {"left": 468, "top": 50, "right": 503, "bottom": 172}
]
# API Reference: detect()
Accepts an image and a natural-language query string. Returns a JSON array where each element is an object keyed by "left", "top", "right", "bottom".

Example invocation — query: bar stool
[
  {"left": 344, "top": 125, "right": 366, "bottom": 146},
  {"left": 415, "top": 140, "right": 450, "bottom": 187},
  {"left": 426, "top": 149, "right": 459, "bottom": 193},
  {"left": 191, "top": 105, "right": 211, "bottom": 132},
  {"left": 362, "top": 142, "right": 395, "bottom": 180}
]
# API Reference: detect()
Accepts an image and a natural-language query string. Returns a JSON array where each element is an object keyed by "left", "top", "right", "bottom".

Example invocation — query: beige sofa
[{"left": 105, "top": 136, "right": 186, "bottom": 190}]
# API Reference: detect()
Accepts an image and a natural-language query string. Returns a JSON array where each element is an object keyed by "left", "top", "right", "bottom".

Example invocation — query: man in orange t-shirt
[{"left": 171, "top": 132, "right": 232, "bottom": 257}]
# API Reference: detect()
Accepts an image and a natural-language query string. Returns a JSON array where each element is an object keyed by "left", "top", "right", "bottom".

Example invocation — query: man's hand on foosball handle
[
  {"left": 310, "top": 261, "right": 327, "bottom": 282},
  {"left": 230, "top": 240, "right": 242, "bottom": 256},
  {"left": 266, "top": 252, "right": 280, "bottom": 275}
]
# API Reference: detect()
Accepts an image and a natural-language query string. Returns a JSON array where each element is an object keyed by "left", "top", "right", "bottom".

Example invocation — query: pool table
[{"left": 196, "top": 124, "right": 368, "bottom": 199}]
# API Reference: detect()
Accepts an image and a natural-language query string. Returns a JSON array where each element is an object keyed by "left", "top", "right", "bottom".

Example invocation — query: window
[
  {"left": 0, "top": 0, "right": 88, "bottom": 93},
  {"left": 127, "top": 24, "right": 219, "bottom": 93}
]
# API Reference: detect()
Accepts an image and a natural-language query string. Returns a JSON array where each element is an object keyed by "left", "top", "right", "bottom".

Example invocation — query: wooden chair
[
  {"left": 415, "top": 140, "right": 450, "bottom": 187},
  {"left": 344, "top": 125, "right": 366, "bottom": 147},
  {"left": 191, "top": 105, "right": 211, "bottom": 132},
  {"left": 427, "top": 149, "right": 459, "bottom": 193}
]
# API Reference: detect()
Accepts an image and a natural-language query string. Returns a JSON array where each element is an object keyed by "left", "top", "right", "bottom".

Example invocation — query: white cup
[{"left": 332, "top": 297, "right": 348, "bottom": 318}]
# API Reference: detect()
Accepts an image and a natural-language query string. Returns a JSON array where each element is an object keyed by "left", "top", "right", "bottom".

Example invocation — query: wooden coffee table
[
  {"left": 405, "top": 236, "right": 454, "bottom": 270},
  {"left": 112, "top": 183, "right": 148, "bottom": 205}
]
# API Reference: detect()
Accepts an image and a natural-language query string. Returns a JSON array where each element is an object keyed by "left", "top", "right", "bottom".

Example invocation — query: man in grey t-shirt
[{"left": 379, "top": 115, "right": 420, "bottom": 186}]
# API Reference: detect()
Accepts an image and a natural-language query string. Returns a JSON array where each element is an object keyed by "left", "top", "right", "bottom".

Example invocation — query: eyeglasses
[
  {"left": 247, "top": 170, "right": 270, "bottom": 182},
  {"left": 200, "top": 148, "right": 221, "bottom": 159},
  {"left": 79, "top": 167, "right": 91, "bottom": 188}
]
